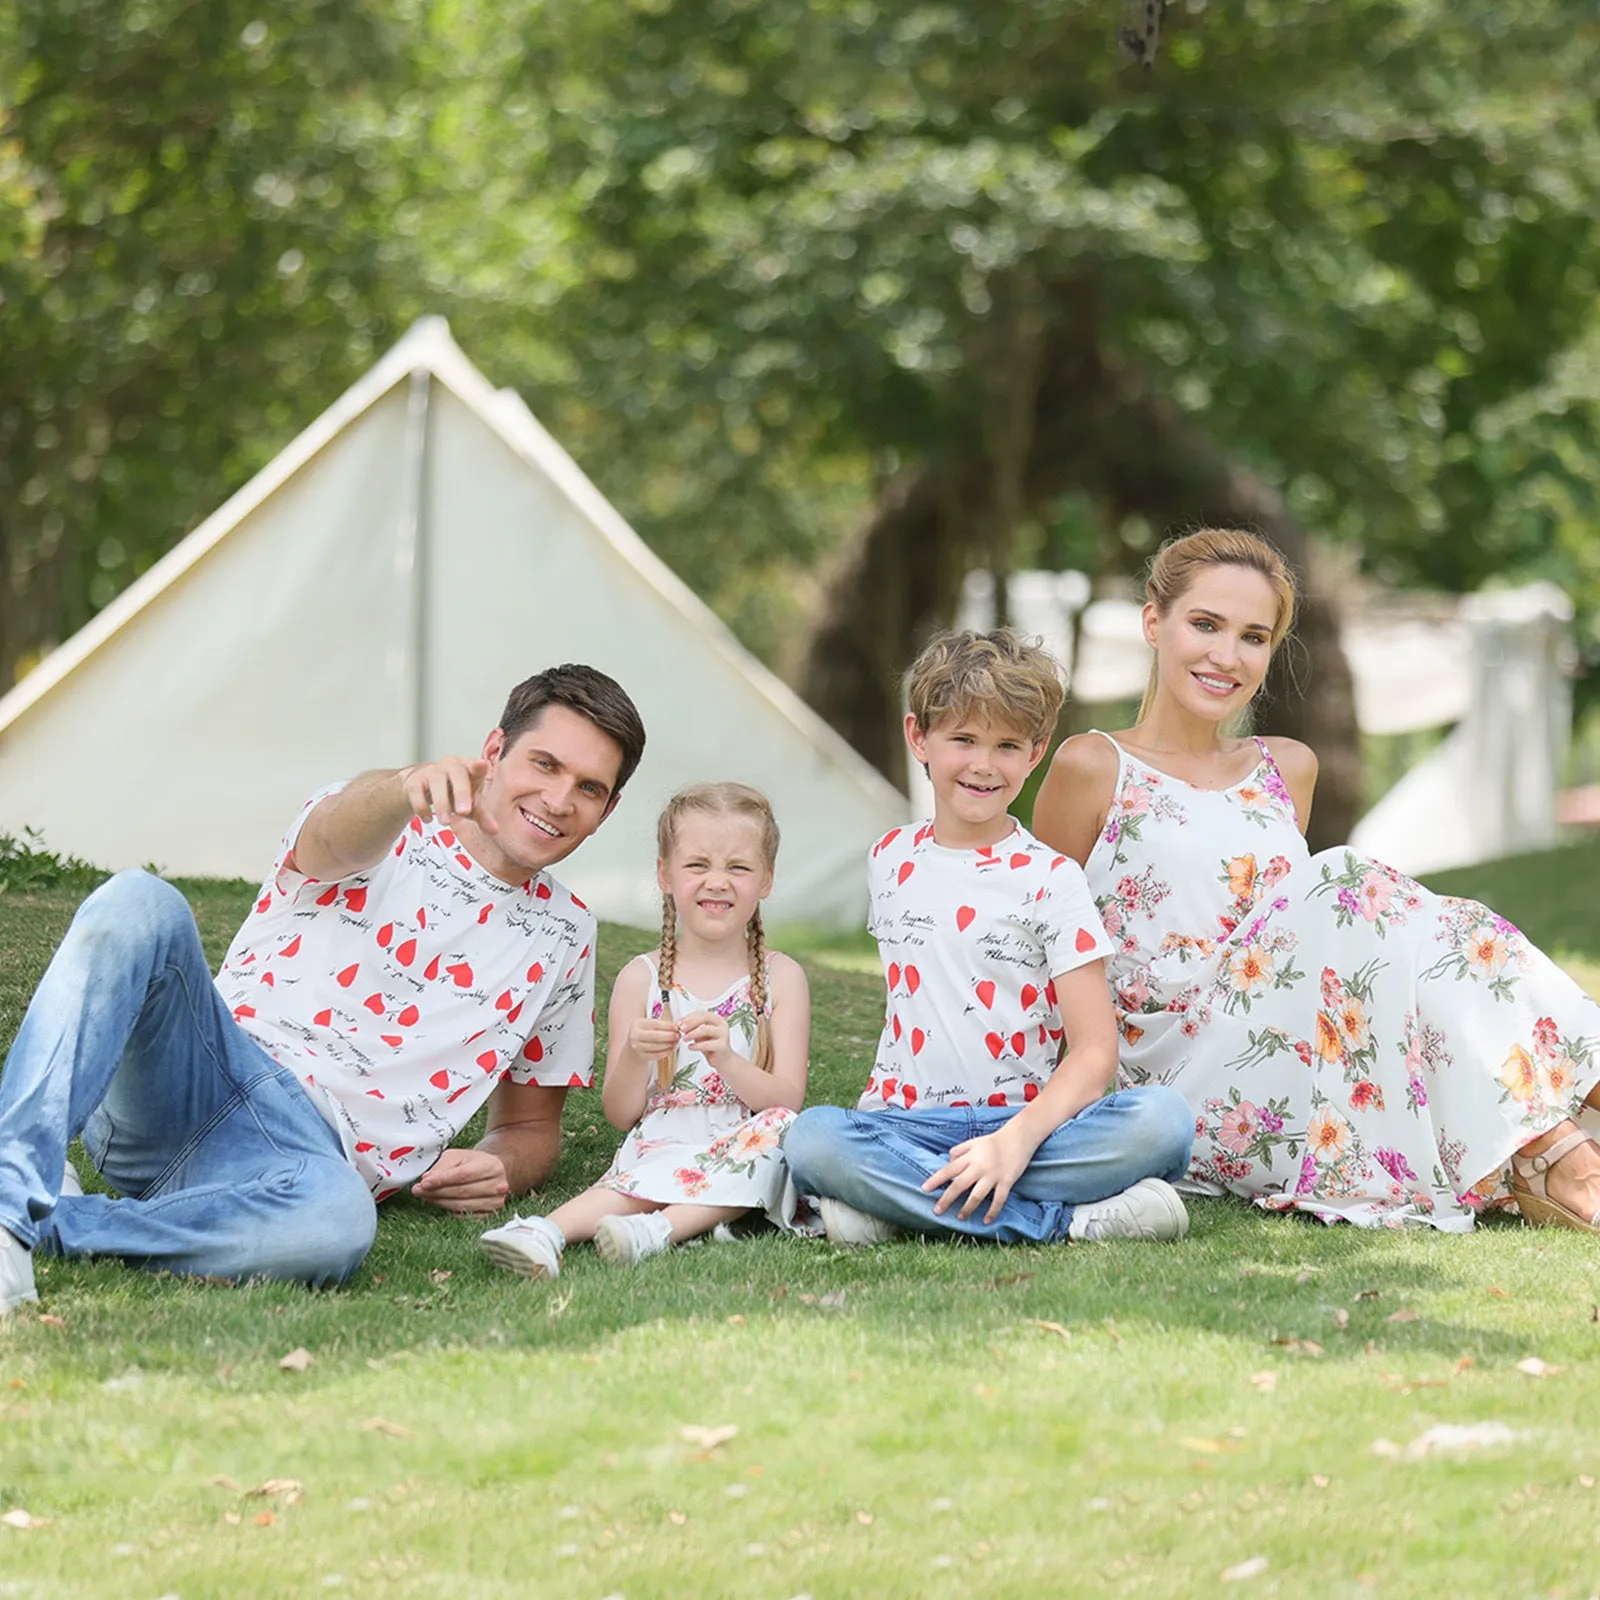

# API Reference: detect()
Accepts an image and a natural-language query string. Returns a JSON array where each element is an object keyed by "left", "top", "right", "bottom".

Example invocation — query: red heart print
[
  {"left": 506, "top": 1002, "right": 523, "bottom": 1024},
  {"left": 353, "top": 1141, "right": 375, "bottom": 1154},
  {"left": 396, "top": 939, "right": 416, "bottom": 966},
  {"left": 424, "top": 955, "right": 440, "bottom": 981},
  {"left": 256, "top": 894, "right": 272, "bottom": 914},
  {"left": 362, "top": 993, "right": 385, "bottom": 1014},
  {"left": 1045, "top": 979, "right": 1058, "bottom": 1006},
  {"left": 279, "top": 936, "right": 301, "bottom": 958},
  {"left": 366, "top": 1089, "right": 385, "bottom": 1098},
  {"left": 447, "top": 1084, "right": 473, "bottom": 1104},
  {"left": 865, "top": 1076, "right": 878, "bottom": 1097},
  {"left": 975, "top": 980, "right": 996, "bottom": 1010},
  {"left": 389, "top": 1146, "right": 414, "bottom": 1160},
  {"left": 345, "top": 888, "right": 367, "bottom": 913},
  {"left": 315, "top": 886, "right": 339, "bottom": 906},
  {"left": 535, "top": 881, "right": 552, "bottom": 900},
  {"left": 526, "top": 962, "right": 544, "bottom": 984},
  {"left": 902, "top": 1084, "right": 918, "bottom": 1107},
  {"left": 522, "top": 1037, "right": 544, "bottom": 1063},
  {"left": 232, "top": 1003, "right": 255, "bottom": 1021},
  {"left": 447, "top": 962, "right": 474, "bottom": 988},
  {"left": 416, "top": 908, "right": 427, "bottom": 927},
  {"left": 380, "top": 1031, "right": 401, "bottom": 1045},
  {"left": 874, "top": 827, "right": 901, "bottom": 856},
  {"left": 1011, "top": 1032, "right": 1026, "bottom": 1055},
  {"left": 566, "top": 1072, "right": 585, "bottom": 1087},
  {"left": 897, "top": 861, "right": 916, "bottom": 885},
  {"left": 260, "top": 972, "right": 275, "bottom": 987},
  {"left": 985, "top": 1032, "right": 1003, "bottom": 1059},
  {"left": 409, "top": 817, "right": 423, "bottom": 834},
  {"left": 335, "top": 964, "right": 359, "bottom": 988},
  {"left": 397, "top": 1004, "right": 420, "bottom": 1027},
  {"left": 455, "top": 853, "right": 473, "bottom": 871},
  {"left": 910, "top": 1027, "right": 926, "bottom": 1055},
  {"left": 478, "top": 904, "right": 493, "bottom": 925},
  {"left": 1024, "top": 1083, "right": 1039, "bottom": 1101},
  {"left": 956, "top": 905, "right": 976, "bottom": 932},
  {"left": 988, "top": 1092, "right": 1008, "bottom": 1107},
  {"left": 1051, "top": 855, "right": 1068, "bottom": 870},
  {"left": 905, "top": 966, "right": 921, "bottom": 995},
  {"left": 477, "top": 1050, "right": 498, "bottom": 1072},
  {"left": 891, "top": 1015, "right": 902, "bottom": 1041},
  {"left": 1020, "top": 984, "right": 1039, "bottom": 1010},
  {"left": 915, "top": 823, "right": 935, "bottom": 845},
  {"left": 571, "top": 893, "right": 588, "bottom": 910},
  {"left": 1075, "top": 927, "right": 1097, "bottom": 953},
  {"left": 393, "top": 839, "right": 404, "bottom": 857},
  {"left": 882, "top": 1078, "right": 898, "bottom": 1102},
  {"left": 438, "top": 829, "right": 456, "bottom": 848},
  {"left": 887, "top": 962, "right": 901, "bottom": 991},
  {"left": 313, "top": 1009, "right": 332, "bottom": 1027},
  {"left": 1009, "top": 852, "right": 1030, "bottom": 870},
  {"left": 376, "top": 923, "right": 393, "bottom": 948},
  {"left": 494, "top": 990, "right": 513, "bottom": 1011}
]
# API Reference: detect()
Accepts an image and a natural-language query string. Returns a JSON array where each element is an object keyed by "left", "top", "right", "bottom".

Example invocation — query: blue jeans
[
  {"left": 0, "top": 871, "right": 376, "bottom": 1286},
  {"left": 784, "top": 1088, "right": 1194, "bottom": 1243}
]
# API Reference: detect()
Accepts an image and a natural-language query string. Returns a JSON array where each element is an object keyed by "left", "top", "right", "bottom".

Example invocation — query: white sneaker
[
  {"left": 594, "top": 1211, "right": 673, "bottom": 1266},
  {"left": 0, "top": 1229, "right": 37, "bottom": 1316},
  {"left": 1068, "top": 1177, "right": 1189, "bottom": 1242},
  {"left": 60, "top": 1158, "right": 85, "bottom": 1199},
  {"left": 818, "top": 1197, "right": 902, "bottom": 1246},
  {"left": 480, "top": 1216, "right": 563, "bottom": 1281}
]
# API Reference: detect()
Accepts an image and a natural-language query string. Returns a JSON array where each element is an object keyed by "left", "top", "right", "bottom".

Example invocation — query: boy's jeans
[
  {"left": 784, "top": 1088, "right": 1194, "bottom": 1243},
  {"left": 0, "top": 871, "right": 375, "bottom": 1286}
]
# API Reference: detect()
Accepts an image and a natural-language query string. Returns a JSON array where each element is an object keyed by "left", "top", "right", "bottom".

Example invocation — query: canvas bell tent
[{"left": 0, "top": 319, "right": 908, "bottom": 928}]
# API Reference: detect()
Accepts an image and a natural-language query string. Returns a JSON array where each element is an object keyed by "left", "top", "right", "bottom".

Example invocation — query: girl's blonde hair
[
  {"left": 655, "top": 782, "right": 781, "bottom": 1086},
  {"left": 1137, "top": 528, "right": 1299, "bottom": 722}
]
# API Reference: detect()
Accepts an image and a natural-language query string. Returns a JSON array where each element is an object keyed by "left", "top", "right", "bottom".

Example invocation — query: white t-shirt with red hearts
[
  {"left": 859, "top": 819, "right": 1114, "bottom": 1112},
  {"left": 213, "top": 787, "right": 596, "bottom": 1199}
]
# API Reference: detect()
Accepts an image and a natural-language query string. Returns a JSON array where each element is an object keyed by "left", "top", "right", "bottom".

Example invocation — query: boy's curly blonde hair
[{"left": 903, "top": 629, "right": 1065, "bottom": 744}]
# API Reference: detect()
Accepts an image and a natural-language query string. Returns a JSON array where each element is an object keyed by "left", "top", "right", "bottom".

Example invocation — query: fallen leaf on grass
[
  {"left": 1386, "top": 1309, "right": 1420, "bottom": 1324},
  {"left": 209, "top": 1475, "right": 243, "bottom": 1492},
  {"left": 855, "top": 1510, "right": 875, "bottom": 1525},
  {"left": 1353, "top": 1288, "right": 1380, "bottom": 1302},
  {"left": 1453, "top": 1355, "right": 1475, "bottom": 1375},
  {"left": 428, "top": 1269, "right": 452, "bottom": 1285},
  {"left": 680, "top": 1424, "right": 738, "bottom": 1450},
  {"left": 1024, "top": 1319, "right": 1071, "bottom": 1343},
  {"left": 726, "top": 1315, "right": 745, "bottom": 1326},
  {"left": 277, "top": 1347, "right": 313, "bottom": 1372},
  {"left": 1, "top": 1510, "right": 49, "bottom": 1530},
  {"left": 1249, "top": 1372, "right": 1278, "bottom": 1394},
  {"left": 1103, "top": 1318, "right": 1123, "bottom": 1345},
  {"left": 1516, "top": 1357, "right": 1565, "bottom": 1379},
  {"left": 253, "top": 1511, "right": 275, "bottom": 1527},
  {"left": 1486, "top": 1286, "right": 1509, "bottom": 1299},
  {"left": 667, "top": 1510, "right": 687, "bottom": 1526},
  {"left": 1221, "top": 1556, "right": 1268, "bottom": 1582},
  {"left": 769, "top": 1285, "right": 788, "bottom": 1302},
  {"left": 1294, "top": 1267, "right": 1318, "bottom": 1285},
  {"left": 1373, "top": 1422, "right": 1516, "bottom": 1460},
  {"left": 359, "top": 1418, "right": 412, "bottom": 1438},
  {"left": 1181, "top": 1437, "right": 1244, "bottom": 1455},
  {"left": 248, "top": 1479, "right": 304, "bottom": 1503},
  {"left": 1310, "top": 1474, "right": 1330, "bottom": 1489},
  {"left": 1580, "top": 1475, "right": 1596, "bottom": 1490},
  {"left": 1272, "top": 1338, "right": 1323, "bottom": 1357},
  {"left": 1332, "top": 1309, "right": 1350, "bottom": 1330},
  {"left": 36, "top": 1313, "right": 66, "bottom": 1328},
  {"left": 222, "top": 1512, "right": 241, "bottom": 1526},
  {"left": 992, "top": 1272, "right": 1034, "bottom": 1289},
  {"left": 797, "top": 1290, "right": 847, "bottom": 1310}
]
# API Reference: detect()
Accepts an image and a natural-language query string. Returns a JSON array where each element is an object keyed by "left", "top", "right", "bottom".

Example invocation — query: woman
[{"left": 1033, "top": 528, "right": 1600, "bottom": 1231}]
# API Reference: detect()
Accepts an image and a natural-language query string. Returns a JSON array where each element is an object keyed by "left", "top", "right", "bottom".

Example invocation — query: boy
[{"left": 784, "top": 630, "right": 1193, "bottom": 1244}]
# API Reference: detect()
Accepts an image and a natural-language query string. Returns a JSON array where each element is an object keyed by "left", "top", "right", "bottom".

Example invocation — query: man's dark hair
[{"left": 499, "top": 664, "right": 647, "bottom": 794}]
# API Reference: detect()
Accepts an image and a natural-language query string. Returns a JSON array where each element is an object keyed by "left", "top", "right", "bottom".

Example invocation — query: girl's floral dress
[
  {"left": 1084, "top": 733, "right": 1600, "bottom": 1230},
  {"left": 596, "top": 954, "right": 798, "bottom": 1224}
]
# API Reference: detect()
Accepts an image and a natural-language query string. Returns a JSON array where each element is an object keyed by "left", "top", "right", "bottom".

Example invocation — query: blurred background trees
[{"left": 3, "top": 0, "right": 1598, "bottom": 847}]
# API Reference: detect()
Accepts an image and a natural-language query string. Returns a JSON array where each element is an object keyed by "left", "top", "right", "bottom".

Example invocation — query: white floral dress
[
  {"left": 596, "top": 955, "right": 797, "bottom": 1222},
  {"left": 1084, "top": 733, "right": 1600, "bottom": 1230}
]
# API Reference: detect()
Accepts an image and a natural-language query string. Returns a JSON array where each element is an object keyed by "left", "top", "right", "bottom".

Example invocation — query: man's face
[{"left": 474, "top": 704, "right": 625, "bottom": 881}]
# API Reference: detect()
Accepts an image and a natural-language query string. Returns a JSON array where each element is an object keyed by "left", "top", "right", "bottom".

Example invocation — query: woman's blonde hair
[
  {"left": 654, "top": 782, "right": 781, "bottom": 1087},
  {"left": 1137, "top": 529, "right": 1298, "bottom": 722}
]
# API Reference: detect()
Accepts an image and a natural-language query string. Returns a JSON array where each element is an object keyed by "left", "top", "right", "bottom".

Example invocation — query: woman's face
[{"left": 1142, "top": 563, "right": 1280, "bottom": 723}]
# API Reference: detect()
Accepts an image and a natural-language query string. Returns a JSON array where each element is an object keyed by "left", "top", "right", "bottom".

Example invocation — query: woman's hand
[{"left": 922, "top": 1123, "right": 1033, "bottom": 1223}]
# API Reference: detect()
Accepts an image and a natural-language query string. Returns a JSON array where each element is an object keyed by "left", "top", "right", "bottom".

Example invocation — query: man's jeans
[
  {"left": 784, "top": 1088, "right": 1195, "bottom": 1243},
  {"left": 0, "top": 871, "right": 375, "bottom": 1286}
]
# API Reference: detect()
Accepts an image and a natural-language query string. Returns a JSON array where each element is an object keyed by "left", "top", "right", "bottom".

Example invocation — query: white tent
[{"left": 0, "top": 319, "right": 907, "bottom": 928}]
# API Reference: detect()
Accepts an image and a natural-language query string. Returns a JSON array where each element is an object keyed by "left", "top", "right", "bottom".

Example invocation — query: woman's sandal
[{"left": 1509, "top": 1127, "right": 1600, "bottom": 1232}]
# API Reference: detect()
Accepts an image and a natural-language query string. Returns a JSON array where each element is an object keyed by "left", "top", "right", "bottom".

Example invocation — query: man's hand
[
  {"left": 678, "top": 1008, "right": 732, "bottom": 1066},
  {"left": 410, "top": 1148, "right": 510, "bottom": 1214},
  {"left": 401, "top": 758, "right": 495, "bottom": 830},
  {"left": 922, "top": 1124, "right": 1033, "bottom": 1223}
]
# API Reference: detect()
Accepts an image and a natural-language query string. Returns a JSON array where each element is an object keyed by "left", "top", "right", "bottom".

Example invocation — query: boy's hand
[
  {"left": 678, "top": 1009, "right": 732, "bottom": 1066},
  {"left": 628, "top": 1016, "right": 681, "bottom": 1059},
  {"left": 923, "top": 1124, "right": 1033, "bottom": 1223}
]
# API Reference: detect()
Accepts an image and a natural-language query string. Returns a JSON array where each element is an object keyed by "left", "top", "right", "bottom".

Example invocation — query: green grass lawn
[{"left": 4, "top": 844, "right": 1600, "bottom": 1596}]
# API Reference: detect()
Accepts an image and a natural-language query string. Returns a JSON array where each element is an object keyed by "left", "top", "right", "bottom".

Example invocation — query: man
[{"left": 0, "top": 663, "right": 645, "bottom": 1311}]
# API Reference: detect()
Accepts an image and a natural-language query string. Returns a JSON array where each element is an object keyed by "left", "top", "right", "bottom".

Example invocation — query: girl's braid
[
  {"left": 746, "top": 904, "right": 773, "bottom": 1074},
  {"left": 655, "top": 890, "right": 678, "bottom": 1090}
]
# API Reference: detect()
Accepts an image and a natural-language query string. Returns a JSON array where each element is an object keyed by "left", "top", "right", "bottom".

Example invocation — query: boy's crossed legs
[{"left": 784, "top": 1085, "right": 1194, "bottom": 1244}]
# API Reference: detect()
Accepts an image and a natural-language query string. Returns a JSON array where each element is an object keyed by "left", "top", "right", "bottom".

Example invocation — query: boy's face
[{"left": 904, "top": 713, "right": 1049, "bottom": 846}]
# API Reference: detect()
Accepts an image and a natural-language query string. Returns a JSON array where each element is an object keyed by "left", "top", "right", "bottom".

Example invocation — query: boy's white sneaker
[
  {"left": 1068, "top": 1177, "right": 1189, "bottom": 1243},
  {"left": 817, "top": 1197, "right": 902, "bottom": 1246},
  {"left": 480, "top": 1216, "right": 563, "bottom": 1281},
  {"left": 0, "top": 1230, "right": 38, "bottom": 1316},
  {"left": 594, "top": 1211, "right": 674, "bottom": 1266}
]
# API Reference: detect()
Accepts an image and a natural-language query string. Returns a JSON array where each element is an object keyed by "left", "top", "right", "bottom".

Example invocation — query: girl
[
  {"left": 481, "top": 782, "right": 809, "bottom": 1277},
  {"left": 1033, "top": 527, "right": 1600, "bottom": 1232}
]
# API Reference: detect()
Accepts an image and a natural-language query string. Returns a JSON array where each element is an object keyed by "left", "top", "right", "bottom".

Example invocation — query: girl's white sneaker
[
  {"left": 594, "top": 1211, "right": 673, "bottom": 1266},
  {"left": 480, "top": 1216, "right": 563, "bottom": 1280}
]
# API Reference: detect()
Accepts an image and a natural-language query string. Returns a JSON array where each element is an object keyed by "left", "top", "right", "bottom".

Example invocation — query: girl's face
[
  {"left": 1143, "top": 563, "right": 1280, "bottom": 723},
  {"left": 658, "top": 811, "right": 774, "bottom": 944}
]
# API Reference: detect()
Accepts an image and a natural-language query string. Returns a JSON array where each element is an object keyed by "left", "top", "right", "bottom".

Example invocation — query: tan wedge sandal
[{"left": 1509, "top": 1128, "right": 1600, "bottom": 1232}]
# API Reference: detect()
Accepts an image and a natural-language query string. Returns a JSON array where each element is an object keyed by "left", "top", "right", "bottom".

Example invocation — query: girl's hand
[
  {"left": 678, "top": 1008, "right": 732, "bottom": 1065},
  {"left": 628, "top": 1016, "right": 681, "bottom": 1060},
  {"left": 922, "top": 1125, "right": 1032, "bottom": 1223}
]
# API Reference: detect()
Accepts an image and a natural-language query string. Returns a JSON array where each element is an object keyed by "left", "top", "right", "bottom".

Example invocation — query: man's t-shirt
[
  {"left": 860, "top": 820, "right": 1114, "bottom": 1111},
  {"left": 214, "top": 788, "right": 595, "bottom": 1199}
]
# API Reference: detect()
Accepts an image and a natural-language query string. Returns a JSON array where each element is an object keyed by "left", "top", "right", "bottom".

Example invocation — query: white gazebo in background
[
  {"left": 956, "top": 571, "right": 1575, "bottom": 875},
  {"left": 0, "top": 319, "right": 908, "bottom": 929}
]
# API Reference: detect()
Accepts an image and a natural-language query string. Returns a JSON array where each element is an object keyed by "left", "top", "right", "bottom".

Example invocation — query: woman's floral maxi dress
[
  {"left": 596, "top": 954, "right": 797, "bottom": 1223},
  {"left": 1083, "top": 733, "right": 1600, "bottom": 1230}
]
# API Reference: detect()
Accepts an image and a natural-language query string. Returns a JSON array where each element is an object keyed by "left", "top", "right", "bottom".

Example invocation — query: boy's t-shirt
[
  {"left": 860, "top": 820, "right": 1114, "bottom": 1111},
  {"left": 213, "top": 786, "right": 596, "bottom": 1199}
]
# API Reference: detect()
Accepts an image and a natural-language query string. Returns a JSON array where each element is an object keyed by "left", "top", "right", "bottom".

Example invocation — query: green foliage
[{"left": 0, "top": 828, "right": 104, "bottom": 895}]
